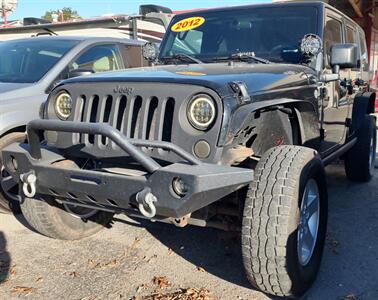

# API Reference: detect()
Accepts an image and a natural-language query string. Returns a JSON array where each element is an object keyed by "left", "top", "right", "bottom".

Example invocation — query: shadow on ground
[
  {"left": 117, "top": 159, "right": 378, "bottom": 299},
  {"left": 0, "top": 232, "right": 10, "bottom": 284},
  {"left": 121, "top": 216, "right": 252, "bottom": 290}
]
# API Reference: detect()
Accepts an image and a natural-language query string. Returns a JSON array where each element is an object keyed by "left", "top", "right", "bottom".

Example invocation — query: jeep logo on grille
[{"left": 113, "top": 85, "right": 134, "bottom": 95}]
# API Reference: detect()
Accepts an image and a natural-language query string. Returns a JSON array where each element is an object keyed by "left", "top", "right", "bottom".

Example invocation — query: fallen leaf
[
  {"left": 136, "top": 283, "right": 148, "bottom": 293},
  {"left": 104, "top": 259, "right": 119, "bottom": 268},
  {"left": 88, "top": 259, "right": 100, "bottom": 268},
  {"left": 35, "top": 277, "right": 44, "bottom": 283},
  {"left": 11, "top": 286, "right": 37, "bottom": 296},
  {"left": 136, "top": 288, "right": 217, "bottom": 300},
  {"left": 197, "top": 267, "right": 206, "bottom": 273},
  {"left": 146, "top": 254, "right": 158, "bottom": 263},
  {"left": 69, "top": 271, "right": 80, "bottom": 278},
  {"left": 10, "top": 265, "right": 17, "bottom": 276},
  {"left": 167, "top": 248, "right": 174, "bottom": 256},
  {"left": 88, "top": 258, "right": 119, "bottom": 269},
  {"left": 132, "top": 238, "right": 141, "bottom": 248},
  {"left": 152, "top": 276, "right": 171, "bottom": 289}
]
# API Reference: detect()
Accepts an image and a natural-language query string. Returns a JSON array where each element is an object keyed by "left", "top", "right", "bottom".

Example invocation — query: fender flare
[
  {"left": 351, "top": 92, "right": 376, "bottom": 133},
  {"left": 223, "top": 98, "right": 319, "bottom": 148}
]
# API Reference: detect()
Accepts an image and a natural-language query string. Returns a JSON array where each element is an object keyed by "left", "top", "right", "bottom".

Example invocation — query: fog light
[
  {"left": 194, "top": 140, "right": 211, "bottom": 159},
  {"left": 172, "top": 177, "right": 188, "bottom": 197}
]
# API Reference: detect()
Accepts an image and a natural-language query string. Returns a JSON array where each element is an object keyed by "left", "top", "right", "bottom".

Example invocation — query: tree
[{"left": 42, "top": 7, "right": 81, "bottom": 22}]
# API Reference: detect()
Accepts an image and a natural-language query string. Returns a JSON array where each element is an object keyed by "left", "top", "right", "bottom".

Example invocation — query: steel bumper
[{"left": 1, "top": 120, "right": 253, "bottom": 218}]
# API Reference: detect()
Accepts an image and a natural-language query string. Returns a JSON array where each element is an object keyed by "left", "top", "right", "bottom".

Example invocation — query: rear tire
[
  {"left": 241, "top": 146, "right": 328, "bottom": 298},
  {"left": 0, "top": 132, "right": 26, "bottom": 214},
  {"left": 345, "top": 115, "right": 376, "bottom": 182}
]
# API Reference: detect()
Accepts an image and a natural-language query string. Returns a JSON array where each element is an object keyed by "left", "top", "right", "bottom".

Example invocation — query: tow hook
[
  {"left": 20, "top": 171, "right": 37, "bottom": 198},
  {"left": 136, "top": 187, "right": 158, "bottom": 219}
]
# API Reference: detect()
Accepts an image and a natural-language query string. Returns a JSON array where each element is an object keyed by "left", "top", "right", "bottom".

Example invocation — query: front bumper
[{"left": 2, "top": 120, "right": 253, "bottom": 218}]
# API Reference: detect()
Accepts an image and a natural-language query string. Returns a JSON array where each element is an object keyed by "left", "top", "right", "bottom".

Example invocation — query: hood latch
[{"left": 229, "top": 81, "right": 251, "bottom": 103}]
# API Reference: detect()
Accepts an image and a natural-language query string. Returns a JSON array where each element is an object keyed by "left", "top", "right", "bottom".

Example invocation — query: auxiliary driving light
[
  {"left": 172, "top": 177, "right": 188, "bottom": 197},
  {"left": 55, "top": 91, "right": 73, "bottom": 120},
  {"left": 187, "top": 95, "right": 216, "bottom": 130}
]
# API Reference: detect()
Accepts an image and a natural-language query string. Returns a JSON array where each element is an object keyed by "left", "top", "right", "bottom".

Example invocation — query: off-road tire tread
[
  {"left": 242, "top": 146, "right": 318, "bottom": 297},
  {"left": 21, "top": 197, "right": 113, "bottom": 240}
]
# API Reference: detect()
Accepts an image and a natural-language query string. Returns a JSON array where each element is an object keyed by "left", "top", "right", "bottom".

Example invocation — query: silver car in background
[{"left": 0, "top": 36, "right": 147, "bottom": 213}]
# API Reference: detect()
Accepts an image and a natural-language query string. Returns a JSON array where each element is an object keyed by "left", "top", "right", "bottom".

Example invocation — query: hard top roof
[{"left": 0, "top": 35, "right": 145, "bottom": 45}]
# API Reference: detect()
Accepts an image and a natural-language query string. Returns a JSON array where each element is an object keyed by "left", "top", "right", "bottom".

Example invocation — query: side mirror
[
  {"left": 330, "top": 43, "right": 358, "bottom": 72},
  {"left": 69, "top": 68, "right": 94, "bottom": 78},
  {"left": 143, "top": 42, "right": 160, "bottom": 62}
]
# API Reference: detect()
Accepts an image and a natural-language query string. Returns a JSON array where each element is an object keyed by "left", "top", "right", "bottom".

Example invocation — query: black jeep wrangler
[{"left": 2, "top": 1, "right": 376, "bottom": 298}]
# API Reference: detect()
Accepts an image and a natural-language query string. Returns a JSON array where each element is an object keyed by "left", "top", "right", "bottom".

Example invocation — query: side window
[
  {"left": 358, "top": 29, "right": 369, "bottom": 71},
  {"left": 324, "top": 17, "right": 343, "bottom": 65},
  {"left": 345, "top": 24, "right": 360, "bottom": 69},
  {"left": 346, "top": 26, "right": 356, "bottom": 44},
  {"left": 69, "top": 44, "right": 122, "bottom": 73}
]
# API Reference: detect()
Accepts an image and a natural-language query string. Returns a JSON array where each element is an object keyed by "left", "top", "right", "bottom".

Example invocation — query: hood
[
  {"left": 62, "top": 62, "right": 312, "bottom": 97},
  {"left": 0, "top": 82, "right": 36, "bottom": 102},
  {"left": 0, "top": 82, "right": 33, "bottom": 93}
]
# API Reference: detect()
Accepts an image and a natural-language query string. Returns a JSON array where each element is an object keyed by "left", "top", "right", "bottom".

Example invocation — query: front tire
[
  {"left": 345, "top": 115, "right": 376, "bottom": 182},
  {"left": 241, "top": 146, "right": 328, "bottom": 298}
]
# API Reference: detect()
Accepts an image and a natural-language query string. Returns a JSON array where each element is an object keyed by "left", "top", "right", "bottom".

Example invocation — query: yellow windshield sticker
[
  {"left": 176, "top": 71, "right": 206, "bottom": 76},
  {"left": 171, "top": 17, "right": 205, "bottom": 32}
]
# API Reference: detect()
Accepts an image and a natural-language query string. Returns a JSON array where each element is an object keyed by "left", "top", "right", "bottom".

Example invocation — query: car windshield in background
[
  {"left": 160, "top": 6, "right": 319, "bottom": 64},
  {"left": 0, "top": 39, "right": 79, "bottom": 83}
]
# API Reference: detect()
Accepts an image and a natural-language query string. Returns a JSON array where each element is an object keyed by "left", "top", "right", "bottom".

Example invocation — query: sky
[{"left": 7, "top": 0, "right": 271, "bottom": 20}]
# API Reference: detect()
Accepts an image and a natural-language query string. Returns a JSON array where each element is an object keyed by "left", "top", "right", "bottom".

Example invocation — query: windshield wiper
[
  {"left": 160, "top": 54, "right": 203, "bottom": 64},
  {"left": 213, "top": 52, "right": 271, "bottom": 64}
]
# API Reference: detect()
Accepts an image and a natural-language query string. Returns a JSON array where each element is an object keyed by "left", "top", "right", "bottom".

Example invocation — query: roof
[
  {"left": 172, "top": 1, "right": 362, "bottom": 30},
  {"left": 0, "top": 35, "right": 146, "bottom": 45},
  {"left": 174, "top": 1, "right": 353, "bottom": 19}
]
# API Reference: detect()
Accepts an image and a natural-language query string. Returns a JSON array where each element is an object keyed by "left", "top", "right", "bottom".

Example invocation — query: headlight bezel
[
  {"left": 54, "top": 91, "right": 73, "bottom": 120},
  {"left": 187, "top": 94, "right": 216, "bottom": 131}
]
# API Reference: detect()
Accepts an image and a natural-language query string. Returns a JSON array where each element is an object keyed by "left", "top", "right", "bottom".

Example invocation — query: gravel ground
[{"left": 0, "top": 155, "right": 377, "bottom": 300}]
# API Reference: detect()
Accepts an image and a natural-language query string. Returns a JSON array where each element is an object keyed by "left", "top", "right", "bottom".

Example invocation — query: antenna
[{"left": 1, "top": 0, "right": 18, "bottom": 27}]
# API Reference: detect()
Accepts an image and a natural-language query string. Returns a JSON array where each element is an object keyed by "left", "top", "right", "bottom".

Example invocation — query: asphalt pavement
[{"left": 0, "top": 154, "right": 377, "bottom": 299}]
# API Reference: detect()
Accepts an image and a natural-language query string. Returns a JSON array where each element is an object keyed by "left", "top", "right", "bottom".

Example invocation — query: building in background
[{"left": 327, "top": 0, "right": 378, "bottom": 93}]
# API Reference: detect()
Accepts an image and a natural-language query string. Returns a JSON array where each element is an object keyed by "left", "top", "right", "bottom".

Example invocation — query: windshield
[
  {"left": 0, "top": 39, "right": 79, "bottom": 83},
  {"left": 160, "top": 5, "right": 319, "bottom": 64}
]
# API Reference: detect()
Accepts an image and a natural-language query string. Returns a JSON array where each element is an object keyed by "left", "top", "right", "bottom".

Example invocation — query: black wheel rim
[{"left": 0, "top": 165, "right": 20, "bottom": 202}]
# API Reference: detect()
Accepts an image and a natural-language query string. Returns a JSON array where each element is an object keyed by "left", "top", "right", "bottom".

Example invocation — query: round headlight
[
  {"left": 55, "top": 92, "right": 72, "bottom": 120},
  {"left": 187, "top": 95, "right": 216, "bottom": 130}
]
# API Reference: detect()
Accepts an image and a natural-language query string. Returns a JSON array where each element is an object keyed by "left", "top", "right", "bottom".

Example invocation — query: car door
[{"left": 322, "top": 11, "right": 349, "bottom": 149}]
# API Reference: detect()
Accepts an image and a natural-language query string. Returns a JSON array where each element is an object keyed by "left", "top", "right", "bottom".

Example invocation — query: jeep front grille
[{"left": 77, "top": 94, "right": 175, "bottom": 145}]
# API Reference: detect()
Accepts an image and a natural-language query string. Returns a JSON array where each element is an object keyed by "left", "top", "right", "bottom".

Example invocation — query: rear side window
[
  {"left": 324, "top": 17, "right": 343, "bottom": 63},
  {"left": 346, "top": 26, "right": 356, "bottom": 44}
]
